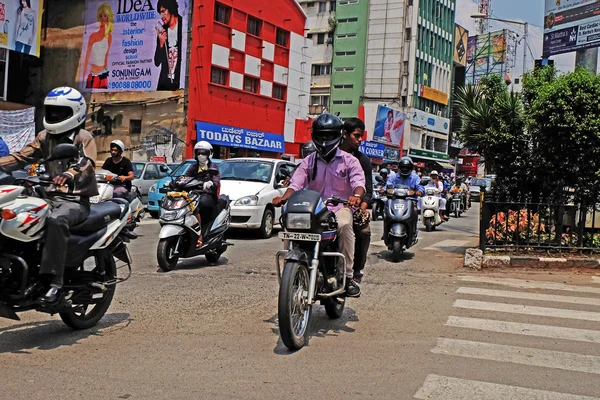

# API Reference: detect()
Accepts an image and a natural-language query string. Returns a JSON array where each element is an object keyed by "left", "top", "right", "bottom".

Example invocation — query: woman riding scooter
[
  {"left": 183, "top": 141, "right": 220, "bottom": 248},
  {"left": 418, "top": 171, "right": 449, "bottom": 221}
]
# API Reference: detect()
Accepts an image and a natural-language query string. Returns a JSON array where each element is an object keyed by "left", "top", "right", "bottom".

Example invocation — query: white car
[{"left": 219, "top": 158, "right": 296, "bottom": 238}]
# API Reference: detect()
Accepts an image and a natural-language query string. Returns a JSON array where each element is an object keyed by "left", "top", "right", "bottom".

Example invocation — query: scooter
[
  {"left": 156, "top": 175, "right": 230, "bottom": 271},
  {"left": 92, "top": 170, "right": 145, "bottom": 231},
  {"left": 421, "top": 187, "right": 444, "bottom": 232},
  {"left": 382, "top": 185, "right": 419, "bottom": 262}
]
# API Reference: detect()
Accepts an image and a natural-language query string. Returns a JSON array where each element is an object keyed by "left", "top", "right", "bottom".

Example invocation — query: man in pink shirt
[{"left": 273, "top": 114, "right": 366, "bottom": 297}]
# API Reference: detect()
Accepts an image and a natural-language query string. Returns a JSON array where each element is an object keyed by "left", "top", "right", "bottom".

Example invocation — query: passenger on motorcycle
[
  {"left": 102, "top": 140, "right": 134, "bottom": 199},
  {"left": 184, "top": 141, "right": 220, "bottom": 248},
  {"left": 340, "top": 117, "right": 372, "bottom": 284},
  {"left": 0, "top": 87, "right": 98, "bottom": 305},
  {"left": 418, "top": 170, "right": 448, "bottom": 221},
  {"left": 273, "top": 113, "right": 366, "bottom": 297}
]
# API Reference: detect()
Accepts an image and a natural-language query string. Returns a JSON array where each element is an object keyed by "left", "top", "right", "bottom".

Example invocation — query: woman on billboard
[
  {"left": 15, "top": 0, "right": 36, "bottom": 55},
  {"left": 81, "top": 3, "right": 114, "bottom": 89},
  {"left": 154, "top": 0, "right": 183, "bottom": 91}
]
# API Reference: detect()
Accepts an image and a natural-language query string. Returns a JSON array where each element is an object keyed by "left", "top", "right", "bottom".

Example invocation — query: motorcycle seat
[{"left": 70, "top": 201, "right": 122, "bottom": 233}]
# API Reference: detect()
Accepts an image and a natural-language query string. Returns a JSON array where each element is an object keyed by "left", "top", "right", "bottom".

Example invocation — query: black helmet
[
  {"left": 380, "top": 168, "right": 389, "bottom": 178},
  {"left": 311, "top": 113, "right": 343, "bottom": 160},
  {"left": 301, "top": 141, "right": 317, "bottom": 159},
  {"left": 398, "top": 156, "right": 414, "bottom": 178}
]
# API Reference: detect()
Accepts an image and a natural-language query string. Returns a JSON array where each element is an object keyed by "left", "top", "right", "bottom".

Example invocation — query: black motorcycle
[{"left": 275, "top": 190, "right": 349, "bottom": 350}]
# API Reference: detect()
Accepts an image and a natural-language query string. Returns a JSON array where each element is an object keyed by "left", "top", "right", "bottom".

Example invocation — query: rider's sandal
[{"left": 197, "top": 236, "right": 203, "bottom": 248}]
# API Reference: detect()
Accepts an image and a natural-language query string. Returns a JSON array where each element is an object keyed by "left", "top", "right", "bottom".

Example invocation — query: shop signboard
[
  {"left": 408, "top": 108, "right": 450, "bottom": 135},
  {"left": 409, "top": 148, "right": 450, "bottom": 161},
  {"left": 454, "top": 24, "right": 469, "bottom": 66},
  {"left": 196, "top": 121, "right": 285, "bottom": 153},
  {"left": 383, "top": 146, "right": 400, "bottom": 162},
  {"left": 79, "top": 0, "right": 190, "bottom": 92},
  {"left": 373, "top": 105, "right": 406, "bottom": 146},
  {"left": 543, "top": 0, "right": 600, "bottom": 56},
  {"left": 359, "top": 141, "right": 385, "bottom": 159},
  {"left": 0, "top": 0, "right": 43, "bottom": 57},
  {"left": 418, "top": 85, "right": 449, "bottom": 105}
]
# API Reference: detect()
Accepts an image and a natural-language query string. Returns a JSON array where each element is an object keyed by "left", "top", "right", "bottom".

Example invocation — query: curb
[{"left": 463, "top": 249, "right": 600, "bottom": 269}]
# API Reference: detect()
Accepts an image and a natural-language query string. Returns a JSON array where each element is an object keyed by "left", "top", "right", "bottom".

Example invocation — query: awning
[
  {"left": 308, "top": 28, "right": 331, "bottom": 34},
  {"left": 435, "top": 161, "right": 454, "bottom": 170}
]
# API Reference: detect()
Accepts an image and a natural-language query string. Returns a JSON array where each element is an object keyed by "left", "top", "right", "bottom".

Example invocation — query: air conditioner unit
[
  {"left": 437, "top": 110, "right": 442, "bottom": 116},
  {"left": 326, "top": 38, "right": 333, "bottom": 44}
]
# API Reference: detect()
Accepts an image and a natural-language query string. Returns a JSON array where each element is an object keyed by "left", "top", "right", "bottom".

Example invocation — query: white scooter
[
  {"left": 421, "top": 187, "right": 444, "bottom": 232},
  {"left": 92, "top": 170, "right": 145, "bottom": 232}
]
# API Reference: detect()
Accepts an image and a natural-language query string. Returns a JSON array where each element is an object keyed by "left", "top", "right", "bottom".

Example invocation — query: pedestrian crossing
[{"left": 413, "top": 275, "right": 600, "bottom": 399}]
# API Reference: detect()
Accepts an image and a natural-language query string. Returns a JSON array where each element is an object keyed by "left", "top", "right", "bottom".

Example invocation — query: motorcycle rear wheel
[
  {"left": 60, "top": 250, "right": 116, "bottom": 330},
  {"left": 205, "top": 250, "right": 221, "bottom": 264},
  {"left": 157, "top": 237, "right": 180, "bottom": 272},
  {"left": 278, "top": 261, "right": 312, "bottom": 350},
  {"left": 455, "top": 207, "right": 460, "bottom": 218},
  {"left": 391, "top": 240, "right": 403, "bottom": 262},
  {"left": 324, "top": 297, "right": 345, "bottom": 319}
]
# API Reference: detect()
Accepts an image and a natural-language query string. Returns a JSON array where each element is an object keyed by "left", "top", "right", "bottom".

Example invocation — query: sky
[{"left": 455, "top": 0, "right": 580, "bottom": 80}]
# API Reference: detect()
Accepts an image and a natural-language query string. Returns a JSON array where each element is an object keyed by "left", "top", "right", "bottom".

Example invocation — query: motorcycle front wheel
[
  {"left": 391, "top": 240, "right": 404, "bottom": 262},
  {"left": 424, "top": 217, "right": 433, "bottom": 232},
  {"left": 157, "top": 237, "right": 181, "bottom": 272},
  {"left": 278, "top": 261, "right": 312, "bottom": 350}
]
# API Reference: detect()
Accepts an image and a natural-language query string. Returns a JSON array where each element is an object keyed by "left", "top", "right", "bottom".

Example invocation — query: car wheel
[{"left": 259, "top": 209, "right": 274, "bottom": 238}]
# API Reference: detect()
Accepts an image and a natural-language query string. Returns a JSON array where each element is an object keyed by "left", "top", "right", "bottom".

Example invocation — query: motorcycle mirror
[{"left": 45, "top": 144, "right": 79, "bottom": 163}]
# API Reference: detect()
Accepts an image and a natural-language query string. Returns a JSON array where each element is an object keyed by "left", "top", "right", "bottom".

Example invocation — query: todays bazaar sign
[{"left": 196, "top": 121, "right": 285, "bottom": 153}]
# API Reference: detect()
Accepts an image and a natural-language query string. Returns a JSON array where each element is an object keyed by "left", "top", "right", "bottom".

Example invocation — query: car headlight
[
  {"left": 149, "top": 184, "right": 157, "bottom": 193},
  {"left": 235, "top": 195, "right": 258, "bottom": 206},
  {"left": 286, "top": 213, "right": 311, "bottom": 230}
]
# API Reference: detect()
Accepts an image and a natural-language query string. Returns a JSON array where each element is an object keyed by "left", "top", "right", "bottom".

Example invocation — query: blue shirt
[
  {"left": 0, "top": 138, "right": 8, "bottom": 157},
  {"left": 387, "top": 171, "right": 424, "bottom": 193}
]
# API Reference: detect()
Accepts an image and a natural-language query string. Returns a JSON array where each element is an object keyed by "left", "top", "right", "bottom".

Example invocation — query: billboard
[
  {"left": 79, "top": 0, "right": 189, "bottom": 92},
  {"left": 454, "top": 24, "right": 469, "bottom": 66},
  {"left": 196, "top": 121, "right": 285, "bottom": 153},
  {"left": 543, "top": 0, "right": 600, "bottom": 56},
  {"left": 0, "top": 0, "right": 43, "bottom": 57},
  {"left": 373, "top": 105, "right": 406, "bottom": 146},
  {"left": 466, "top": 30, "right": 510, "bottom": 85}
]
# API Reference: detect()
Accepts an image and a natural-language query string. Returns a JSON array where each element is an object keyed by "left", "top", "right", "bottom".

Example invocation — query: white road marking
[
  {"left": 431, "top": 338, "right": 600, "bottom": 375},
  {"left": 445, "top": 316, "right": 600, "bottom": 344},
  {"left": 138, "top": 219, "right": 159, "bottom": 226},
  {"left": 457, "top": 287, "right": 600, "bottom": 307},
  {"left": 459, "top": 276, "right": 600, "bottom": 295},
  {"left": 592, "top": 276, "right": 600, "bottom": 283},
  {"left": 423, "top": 239, "right": 471, "bottom": 251},
  {"left": 414, "top": 374, "right": 600, "bottom": 400},
  {"left": 454, "top": 299, "right": 600, "bottom": 322}
]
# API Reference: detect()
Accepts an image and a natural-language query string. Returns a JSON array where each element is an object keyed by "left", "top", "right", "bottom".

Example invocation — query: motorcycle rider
[
  {"left": 386, "top": 156, "right": 424, "bottom": 195},
  {"left": 184, "top": 141, "right": 220, "bottom": 248},
  {"left": 453, "top": 176, "right": 470, "bottom": 209},
  {"left": 273, "top": 113, "right": 366, "bottom": 297},
  {"left": 102, "top": 140, "right": 134, "bottom": 199},
  {"left": 0, "top": 87, "right": 98, "bottom": 305},
  {"left": 379, "top": 168, "right": 389, "bottom": 184},
  {"left": 418, "top": 170, "right": 449, "bottom": 221},
  {"left": 340, "top": 117, "right": 372, "bottom": 284}
]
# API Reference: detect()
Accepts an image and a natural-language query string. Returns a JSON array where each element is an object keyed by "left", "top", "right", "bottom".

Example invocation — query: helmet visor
[
  {"left": 45, "top": 106, "right": 73, "bottom": 124},
  {"left": 195, "top": 149, "right": 211, "bottom": 157},
  {"left": 399, "top": 165, "right": 412, "bottom": 176}
]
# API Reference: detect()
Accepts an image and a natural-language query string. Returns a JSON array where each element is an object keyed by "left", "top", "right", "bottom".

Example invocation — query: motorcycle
[
  {"left": 156, "top": 175, "right": 230, "bottom": 271},
  {"left": 382, "top": 185, "right": 419, "bottom": 262},
  {"left": 449, "top": 188, "right": 466, "bottom": 218},
  {"left": 92, "top": 170, "right": 145, "bottom": 232},
  {"left": 421, "top": 187, "right": 444, "bottom": 232},
  {"left": 0, "top": 144, "right": 132, "bottom": 328},
  {"left": 275, "top": 190, "right": 350, "bottom": 350},
  {"left": 371, "top": 175, "right": 386, "bottom": 221}
]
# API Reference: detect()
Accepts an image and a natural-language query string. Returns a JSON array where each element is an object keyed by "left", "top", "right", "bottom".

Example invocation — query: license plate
[
  {"left": 90, "top": 196, "right": 100, "bottom": 204},
  {"left": 278, "top": 232, "right": 321, "bottom": 242},
  {"left": 394, "top": 203, "right": 405, "bottom": 210}
]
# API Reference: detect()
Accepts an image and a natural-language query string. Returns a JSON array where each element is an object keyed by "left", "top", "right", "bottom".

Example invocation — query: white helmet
[
  {"left": 43, "top": 87, "right": 87, "bottom": 135},
  {"left": 194, "top": 141, "right": 213, "bottom": 158},
  {"left": 430, "top": 170, "right": 439, "bottom": 176},
  {"left": 110, "top": 140, "right": 125, "bottom": 154}
]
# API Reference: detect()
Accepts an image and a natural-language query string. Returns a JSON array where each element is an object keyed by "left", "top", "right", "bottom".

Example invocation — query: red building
[{"left": 187, "top": 0, "right": 312, "bottom": 159}]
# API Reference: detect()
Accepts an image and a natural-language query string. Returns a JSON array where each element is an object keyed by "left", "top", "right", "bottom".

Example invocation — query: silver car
[
  {"left": 469, "top": 177, "right": 492, "bottom": 201},
  {"left": 132, "top": 162, "right": 171, "bottom": 204}
]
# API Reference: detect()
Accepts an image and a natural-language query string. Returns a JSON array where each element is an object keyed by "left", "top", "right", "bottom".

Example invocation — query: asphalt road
[{"left": 2, "top": 205, "right": 600, "bottom": 399}]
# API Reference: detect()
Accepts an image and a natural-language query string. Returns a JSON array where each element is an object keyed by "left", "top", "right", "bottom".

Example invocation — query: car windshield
[
  {"left": 220, "top": 160, "right": 274, "bottom": 183},
  {"left": 171, "top": 161, "right": 194, "bottom": 177},
  {"left": 132, "top": 163, "right": 145, "bottom": 179},
  {"left": 471, "top": 178, "right": 490, "bottom": 187}
]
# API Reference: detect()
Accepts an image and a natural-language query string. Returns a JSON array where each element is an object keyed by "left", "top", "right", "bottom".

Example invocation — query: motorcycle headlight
[
  {"left": 235, "top": 195, "right": 258, "bottom": 206},
  {"left": 286, "top": 213, "right": 311, "bottom": 230},
  {"left": 160, "top": 208, "right": 187, "bottom": 221},
  {"left": 149, "top": 184, "right": 157, "bottom": 193},
  {"left": 394, "top": 188, "right": 408, "bottom": 197}
]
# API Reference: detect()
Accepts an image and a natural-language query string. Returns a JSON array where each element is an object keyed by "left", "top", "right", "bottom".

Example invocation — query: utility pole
[{"left": 523, "top": 23, "right": 528, "bottom": 76}]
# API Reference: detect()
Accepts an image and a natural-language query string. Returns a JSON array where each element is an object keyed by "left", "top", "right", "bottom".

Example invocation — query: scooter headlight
[
  {"left": 160, "top": 208, "right": 187, "bottom": 221},
  {"left": 286, "top": 213, "right": 311, "bottom": 230},
  {"left": 394, "top": 188, "right": 409, "bottom": 197}
]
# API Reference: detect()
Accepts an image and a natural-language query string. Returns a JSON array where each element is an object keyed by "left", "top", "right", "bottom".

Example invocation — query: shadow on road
[
  {"left": 0, "top": 312, "right": 132, "bottom": 354},
  {"left": 264, "top": 307, "right": 359, "bottom": 355},
  {"left": 376, "top": 250, "right": 416, "bottom": 263},
  {"left": 155, "top": 256, "right": 230, "bottom": 273}
]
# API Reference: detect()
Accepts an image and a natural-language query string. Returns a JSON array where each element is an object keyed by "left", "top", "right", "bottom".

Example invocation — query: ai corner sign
[
  {"left": 196, "top": 121, "right": 285, "bottom": 153},
  {"left": 359, "top": 141, "right": 385, "bottom": 159}
]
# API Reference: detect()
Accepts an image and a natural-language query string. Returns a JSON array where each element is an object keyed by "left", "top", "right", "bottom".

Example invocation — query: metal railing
[{"left": 479, "top": 191, "right": 600, "bottom": 253}]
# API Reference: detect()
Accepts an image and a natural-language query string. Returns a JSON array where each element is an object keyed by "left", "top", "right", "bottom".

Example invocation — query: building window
[
  {"left": 276, "top": 28, "right": 289, "bottom": 47},
  {"left": 318, "top": 1, "right": 327, "bottom": 13},
  {"left": 337, "top": 33, "right": 357, "bottom": 39},
  {"left": 244, "top": 76, "right": 259, "bottom": 93},
  {"left": 311, "top": 95, "right": 330, "bottom": 106},
  {"left": 214, "top": 3, "right": 231, "bottom": 24},
  {"left": 330, "top": 0, "right": 336, "bottom": 11},
  {"left": 334, "top": 67, "right": 354, "bottom": 72},
  {"left": 0, "top": 49, "right": 8, "bottom": 101},
  {"left": 317, "top": 33, "right": 326, "bottom": 44},
  {"left": 335, "top": 51, "right": 356, "bottom": 56},
  {"left": 339, "top": 0, "right": 359, "bottom": 4},
  {"left": 338, "top": 17, "right": 358, "bottom": 23},
  {"left": 273, "top": 84, "right": 286, "bottom": 100},
  {"left": 210, "top": 66, "right": 228, "bottom": 85},
  {"left": 333, "top": 84, "right": 354, "bottom": 89},
  {"left": 312, "top": 64, "right": 332, "bottom": 75},
  {"left": 307, "top": 33, "right": 313, "bottom": 39},
  {"left": 129, "top": 119, "right": 142, "bottom": 135},
  {"left": 307, "top": 2, "right": 315, "bottom": 6},
  {"left": 247, "top": 16, "right": 262, "bottom": 36},
  {"left": 332, "top": 100, "right": 352, "bottom": 105}
]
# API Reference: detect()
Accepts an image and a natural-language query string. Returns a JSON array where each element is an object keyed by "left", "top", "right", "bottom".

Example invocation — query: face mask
[{"left": 197, "top": 155, "right": 208, "bottom": 165}]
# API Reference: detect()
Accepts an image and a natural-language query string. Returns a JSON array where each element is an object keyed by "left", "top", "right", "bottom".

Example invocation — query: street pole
[
  {"left": 523, "top": 23, "right": 528, "bottom": 76},
  {"left": 575, "top": 48, "right": 598, "bottom": 74}
]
